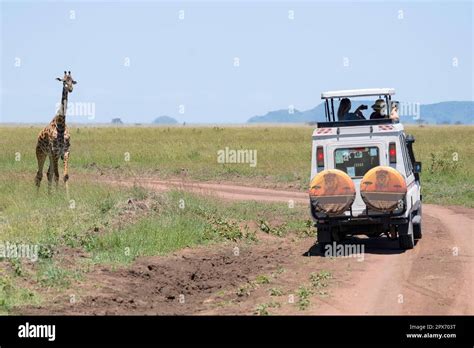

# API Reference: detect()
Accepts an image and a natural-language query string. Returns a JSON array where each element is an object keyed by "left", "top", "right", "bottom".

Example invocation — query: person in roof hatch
[
  {"left": 370, "top": 99, "right": 387, "bottom": 119},
  {"left": 389, "top": 101, "right": 400, "bottom": 121},
  {"left": 337, "top": 98, "right": 367, "bottom": 121}
]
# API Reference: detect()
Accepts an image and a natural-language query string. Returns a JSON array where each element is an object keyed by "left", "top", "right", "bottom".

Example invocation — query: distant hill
[
  {"left": 418, "top": 102, "right": 473, "bottom": 124},
  {"left": 246, "top": 105, "right": 323, "bottom": 124},
  {"left": 247, "top": 101, "right": 474, "bottom": 124},
  {"left": 152, "top": 116, "right": 178, "bottom": 125}
]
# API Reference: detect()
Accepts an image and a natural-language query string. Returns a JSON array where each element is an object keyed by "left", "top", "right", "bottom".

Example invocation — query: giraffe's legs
[
  {"left": 63, "top": 151, "right": 70, "bottom": 183},
  {"left": 47, "top": 155, "right": 54, "bottom": 192},
  {"left": 47, "top": 155, "right": 60, "bottom": 192},
  {"left": 35, "top": 147, "right": 47, "bottom": 188},
  {"left": 52, "top": 155, "right": 60, "bottom": 187},
  {"left": 63, "top": 129, "right": 71, "bottom": 183}
]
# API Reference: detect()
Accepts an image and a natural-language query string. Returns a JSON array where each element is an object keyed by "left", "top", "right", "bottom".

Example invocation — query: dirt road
[
  {"left": 103, "top": 177, "right": 310, "bottom": 203},
  {"left": 22, "top": 178, "right": 473, "bottom": 315}
]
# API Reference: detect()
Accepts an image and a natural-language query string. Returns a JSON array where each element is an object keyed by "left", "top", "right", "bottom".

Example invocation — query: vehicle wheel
[
  {"left": 317, "top": 226, "right": 333, "bottom": 245},
  {"left": 413, "top": 207, "right": 422, "bottom": 240},
  {"left": 332, "top": 229, "right": 345, "bottom": 243},
  {"left": 399, "top": 220, "right": 414, "bottom": 250},
  {"left": 413, "top": 219, "right": 422, "bottom": 240},
  {"left": 399, "top": 233, "right": 414, "bottom": 249},
  {"left": 318, "top": 242, "right": 330, "bottom": 255}
]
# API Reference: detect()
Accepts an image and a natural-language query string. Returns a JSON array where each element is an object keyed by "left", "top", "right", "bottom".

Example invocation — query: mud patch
[{"left": 19, "top": 238, "right": 295, "bottom": 315}]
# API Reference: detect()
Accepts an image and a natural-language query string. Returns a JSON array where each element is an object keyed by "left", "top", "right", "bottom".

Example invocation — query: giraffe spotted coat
[{"left": 35, "top": 71, "right": 76, "bottom": 189}]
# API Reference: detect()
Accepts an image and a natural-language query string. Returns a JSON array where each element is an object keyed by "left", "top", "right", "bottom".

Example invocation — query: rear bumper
[
  {"left": 310, "top": 199, "right": 408, "bottom": 222},
  {"left": 310, "top": 199, "right": 421, "bottom": 229},
  {"left": 317, "top": 216, "right": 409, "bottom": 228},
  {"left": 315, "top": 216, "right": 410, "bottom": 242}
]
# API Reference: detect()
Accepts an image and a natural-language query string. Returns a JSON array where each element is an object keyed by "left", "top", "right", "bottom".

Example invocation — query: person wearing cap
[{"left": 370, "top": 99, "right": 388, "bottom": 120}]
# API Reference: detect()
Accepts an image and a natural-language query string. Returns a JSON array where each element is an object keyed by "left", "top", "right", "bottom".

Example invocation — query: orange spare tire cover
[
  {"left": 309, "top": 169, "right": 356, "bottom": 216},
  {"left": 360, "top": 166, "right": 407, "bottom": 212}
]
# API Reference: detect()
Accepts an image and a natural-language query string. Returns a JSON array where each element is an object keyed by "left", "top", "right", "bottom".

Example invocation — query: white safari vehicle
[{"left": 309, "top": 88, "right": 422, "bottom": 250}]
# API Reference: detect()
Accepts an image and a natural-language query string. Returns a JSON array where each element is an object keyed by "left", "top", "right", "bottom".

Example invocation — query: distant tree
[
  {"left": 454, "top": 121, "right": 463, "bottom": 125},
  {"left": 153, "top": 116, "right": 178, "bottom": 125},
  {"left": 111, "top": 118, "right": 123, "bottom": 124}
]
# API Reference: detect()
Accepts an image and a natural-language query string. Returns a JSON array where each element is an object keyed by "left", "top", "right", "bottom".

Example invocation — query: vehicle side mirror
[{"left": 414, "top": 161, "right": 422, "bottom": 173}]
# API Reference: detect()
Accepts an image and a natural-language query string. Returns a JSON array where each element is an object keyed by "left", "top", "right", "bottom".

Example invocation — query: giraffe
[{"left": 35, "top": 71, "right": 77, "bottom": 190}]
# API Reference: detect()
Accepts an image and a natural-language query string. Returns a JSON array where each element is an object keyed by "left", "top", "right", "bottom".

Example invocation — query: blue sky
[{"left": 1, "top": 0, "right": 472, "bottom": 124}]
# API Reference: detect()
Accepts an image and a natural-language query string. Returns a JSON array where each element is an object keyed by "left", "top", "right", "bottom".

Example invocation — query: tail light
[
  {"left": 389, "top": 142, "right": 397, "bottom": 163},
  {"left": 316, "top": 146, "right": 324, "bottom": 167}
]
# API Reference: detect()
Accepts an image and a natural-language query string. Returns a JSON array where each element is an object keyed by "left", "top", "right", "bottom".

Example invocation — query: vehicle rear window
[{"left": 334, "top": 147, "right": 380, "bottom": 178}]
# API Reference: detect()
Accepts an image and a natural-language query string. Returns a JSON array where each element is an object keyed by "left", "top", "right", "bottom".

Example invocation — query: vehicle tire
[
  {"left": 332, "top": 228, "right": 345, "bottom": 243},
  {"left": 413, "top": 207, "right": 422, "bottom": 240},
  {"left": 317, "top": 225, "right": 335, "bottom": 256},
  {"left": 317, "top": 226, "right": 333, "bottom": 243},
  {"left": 413, "top": 219, "right": 422, "bottom": 240},
  {"left": 318, "top": 242, "right": 330, "bottom": 255},
  {"left": 399, "top": 220, "right": 414, "bottom": 250},
  {"left": 399, "top": 233, "right": 414, "bottom": 249}
]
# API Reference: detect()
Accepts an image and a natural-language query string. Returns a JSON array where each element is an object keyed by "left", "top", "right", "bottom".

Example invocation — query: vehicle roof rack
[
  {"left": 316, "top": 118, "right": 397, "bottom": 128},
  {"left": 321, "top": 88, "right": 395, "bottom": 99}
]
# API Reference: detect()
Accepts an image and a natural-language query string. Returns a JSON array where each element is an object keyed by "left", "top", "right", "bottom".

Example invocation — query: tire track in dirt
[
  {"left": 101, "top": 177, "right": 309, "bottom": 204},
  {"left": 19, "top": 178, "right": 473, "bottom": 315}
]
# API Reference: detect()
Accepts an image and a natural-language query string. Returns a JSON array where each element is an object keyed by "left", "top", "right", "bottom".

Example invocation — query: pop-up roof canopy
[
  {"left": 321, "top": 88, "right": 395, "bottom": 99},
  {"left": 320, "top": 88, "right": 397, "bottom": 123}
]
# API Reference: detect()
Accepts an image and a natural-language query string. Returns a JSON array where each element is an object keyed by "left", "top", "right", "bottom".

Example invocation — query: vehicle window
[
  {"left": 399, "top": 135, "right": 413, "bottom": 177},
  {"left": 334, "top": 147, "right": 380, "bottom": 178}
]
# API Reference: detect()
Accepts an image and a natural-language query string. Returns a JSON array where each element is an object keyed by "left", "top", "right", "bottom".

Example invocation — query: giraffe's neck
[
  {"left": 53, "top": 86, "right": 68, "bottom": 134},
  {"left": 59, "top": 85, "right": 69, "bottom": 117}
]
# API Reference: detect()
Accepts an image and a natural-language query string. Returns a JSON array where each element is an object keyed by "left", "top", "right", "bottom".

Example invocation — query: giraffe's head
[{"left": 56, "top": 71, "right": 77, "bottom": 93}]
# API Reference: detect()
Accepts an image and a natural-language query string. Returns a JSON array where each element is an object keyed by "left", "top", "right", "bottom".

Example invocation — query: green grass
[
  {"left": 0, "top": 275, "right": 41, "bottom": 314},
  {"left": 309, "top": 270, "right": 331, "bottom": 289},
  {"left": 0, "top": 124, "right": 472, "bottom": 312},
  {"left": 269, "top": 287, "right": 284, "bottom": 296},
  {"left": 0, "top": 126, "right": 311, "bottom": 185},
  {"left": 0, "top": 177, "right": 130, "bottom": 246},
  {"left": 89, "top": 191, "right": 305, "bottom": 264},
  {"left": 254, "top": 301, "right": 281, "bottom": 316},
  {"left": 255, "top": 274, "right": 271, "bottom": 285},
  {"left": 0, "top": 171, "right": 308, "bottom": 312},
  {"left": 0, "top": 175, "right": 308, "bottom": 262},
  {"left": 407, "top": 126, "right": 474, "bottom": 207},
  {"left": 296, "top": 285, "right": 313, "bottom": 311},
  {"left": 37, "top": 259, "right": 83, "bottom": 288},
  {"left": 1, "top": 125, "right": 472, "bottom": 206}
]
